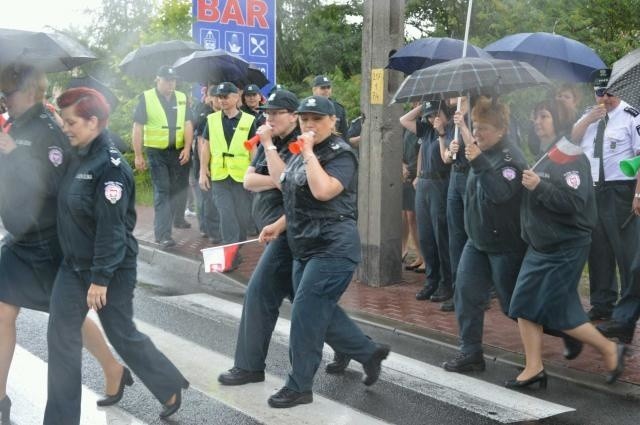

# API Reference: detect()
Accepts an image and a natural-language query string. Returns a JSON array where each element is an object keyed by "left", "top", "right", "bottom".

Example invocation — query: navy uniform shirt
[
  {"left": 416, "top": 119, "right": 452, "bottom": 178},
  {"left": 241, "top": 105, "right": 266, "bottom": 127},
  {"left": 57, "top": 131, "right": 138, "bottom": 286},
  {"left": 281, "top": 135, "right": 360, "bottom": 262},
  {"left": 465, "top": 138, "right": 527, "bottom": 253},
  {"left": 202, "top": 110, "right": 257, "bottom": 148},
  {"left": 521, "top": 139, "right": 596, "bottom": 253},
  {"left": 249, "top": 127, "right": 299, "bottom": 230},
  {"left": 133, "top": 89, "right": 193, "bottom": 148},
  {"left": 0, "top": 103, "right": 69, "bottom": 242}
]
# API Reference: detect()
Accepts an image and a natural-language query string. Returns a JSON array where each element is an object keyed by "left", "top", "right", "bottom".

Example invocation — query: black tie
[{"left": 593, "top": 114, "right": 609, "bottom": 183}]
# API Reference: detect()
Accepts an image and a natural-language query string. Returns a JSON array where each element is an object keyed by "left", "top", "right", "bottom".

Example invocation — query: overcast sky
[{"left": 0, "top": 0, "right": 103, "bottom": 31}]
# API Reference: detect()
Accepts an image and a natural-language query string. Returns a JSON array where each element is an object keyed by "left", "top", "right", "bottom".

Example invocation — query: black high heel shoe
[
  {"left": 505, "top": 370, "right": 547, "bottom": 389},
  {"left": 606, "top": 343, "right": 630, "bottom": 384},
  {"left": 0, "top": 395, "right": 11, "bottom": 424},
  {"left": 97, "top": 367, "right": 134, "bottom": 407},
  {"left": 159, "top": 379, "right": 190, "bottom": 419}
]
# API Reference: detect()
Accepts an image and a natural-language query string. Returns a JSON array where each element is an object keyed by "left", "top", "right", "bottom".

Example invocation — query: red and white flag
[
  {"left": 532, "top": 137, "right": 583, "bottom": 170},
  {"left": 201, "top": 239, "right": 258, "bottom": 273}
]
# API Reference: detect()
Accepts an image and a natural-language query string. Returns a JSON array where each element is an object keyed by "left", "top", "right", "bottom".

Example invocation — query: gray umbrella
[
  {"left": 119, "top": 40, "right": 206, "bottom": 78},
  {"left": 607, "top": 48, "right": 640, "bottom": 109},
  {"left": 391, "top": 57, "right": 551, "bottom": 104},
  {"left": 0, "top": 28, "right": 97, "bottom": 72}
]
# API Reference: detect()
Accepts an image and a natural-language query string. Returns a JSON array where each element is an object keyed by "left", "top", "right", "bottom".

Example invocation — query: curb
[{"left": 138, "top": 241, "right": 640, "bottom": 400}]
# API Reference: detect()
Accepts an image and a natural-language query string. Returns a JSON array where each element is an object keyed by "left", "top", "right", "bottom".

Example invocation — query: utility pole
[{"left": 357, "top": 0, "right": 405, "bottom": 287}]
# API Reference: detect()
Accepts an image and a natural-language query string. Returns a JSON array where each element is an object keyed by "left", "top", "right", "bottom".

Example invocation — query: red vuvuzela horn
[
  {"left": 288, "top": 140, "right": 303, "bottom": 154},
  {"left": 243, "top": 135, "right": 260, "bottom": 151}
]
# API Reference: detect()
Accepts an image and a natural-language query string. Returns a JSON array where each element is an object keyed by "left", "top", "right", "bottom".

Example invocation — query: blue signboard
[{"left": 192, "top": 0, "right": 276, "bottom": 94}]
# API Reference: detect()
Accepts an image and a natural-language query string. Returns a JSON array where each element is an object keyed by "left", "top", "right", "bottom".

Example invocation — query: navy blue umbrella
[
  {"left": 484, "top": 32, "right": 605, "bottom": 83},
  {"left": 387, "top": 37, "right": 491, "bottom": 74}
]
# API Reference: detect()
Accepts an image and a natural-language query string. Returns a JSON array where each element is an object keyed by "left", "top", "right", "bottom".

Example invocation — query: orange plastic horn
[
  {"left": 243, "top": 135, "right": 260, "bottom": 151},
  {"left": 288, "top": 140, "right": 303, "bottom": 154}
]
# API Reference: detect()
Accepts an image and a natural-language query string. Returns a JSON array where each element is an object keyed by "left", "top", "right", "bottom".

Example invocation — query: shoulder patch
[
  {"left": 501, "top": 166, "right": 517, "bottom": 181},
  {"left": 109, "top": 148, "right": 122, "bottom": 167},
  {"left": 624, "top": 106, "right": 639, "bottom": 117},
  {"left": 564, "top": 171, "right": 581, "bottom": 189},
  {"left": 48, "top": 146, "right": 64, "bottom": 167},
  {"left": 104, "top": 181, "right": 123, "bottom": 204}
]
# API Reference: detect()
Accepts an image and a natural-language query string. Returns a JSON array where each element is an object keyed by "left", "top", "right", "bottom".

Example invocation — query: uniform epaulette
[
  {"left": 108, "top": 146, "right": 122, "bottom": 167},
  {"left": 624, "top": 106, "right": 639, "bottom": 117}
]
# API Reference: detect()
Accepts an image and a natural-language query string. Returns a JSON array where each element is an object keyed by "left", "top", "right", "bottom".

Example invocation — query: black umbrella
[
  {"left": 67, "top": 75, "right": 119, "bottom": 110},
  {"left": 391, "top": 57, "right": 551, "bottom": 104},
  {"left": 232, "top": 65, "right": 269, "bottom": 89},
  {"left": 0, "top": 28, "right": 97, "bottom": 72},
  {"left": 119, "top": 40, "right": 205, "bottom": 78},
  {"left": 607, "top": 48, "right": 640, "bottom": 109},
  {"left": 172, "top": 49, "right": 249, "bottom": 84}
]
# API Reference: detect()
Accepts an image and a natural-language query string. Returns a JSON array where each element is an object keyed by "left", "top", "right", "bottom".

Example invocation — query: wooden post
[{"left": 357, "top": 0, "right": 405, "bottom": 287}]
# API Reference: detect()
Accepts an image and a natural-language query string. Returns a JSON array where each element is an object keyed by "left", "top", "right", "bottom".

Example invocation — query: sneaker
[
  {"left": 430, "top": 286, "right": 453, "bottom": 303},
  {"left": 362, "top": 344, "right": 391, "bottom": 386},
  {"left": 442, "top": 351, "right": 486, "bottom": 373},
  {"left": 268, "top": 387, "right": 313, "bottom": 408},
  {"left": 218, "top": 367, "right": 265, "bottom": 386},
  {"left": 325, "top": 352, "right": 351, "bottom": 374}
]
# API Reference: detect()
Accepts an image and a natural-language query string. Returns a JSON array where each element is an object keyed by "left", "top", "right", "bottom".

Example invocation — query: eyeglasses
[{"left": 594, "top": 88, "right": 612, "bottom": 97}]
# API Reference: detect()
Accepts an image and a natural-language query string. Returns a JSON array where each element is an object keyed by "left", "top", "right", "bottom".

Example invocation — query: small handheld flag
[{"left": 201, "top": 239, "right": 259, "bottom": 273}]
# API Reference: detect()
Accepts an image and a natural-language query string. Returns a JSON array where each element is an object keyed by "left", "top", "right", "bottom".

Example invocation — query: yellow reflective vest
[
  {"left": 142, "top": 89, "right": 186, "bottom": 149},
  {"left": 207, "top": 111, "right": 254, "bottom": 182}
]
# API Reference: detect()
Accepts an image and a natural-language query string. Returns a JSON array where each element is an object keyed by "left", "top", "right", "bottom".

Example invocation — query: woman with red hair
[{"left": 43, "top": 88, "right": 188, "bottom": 425}]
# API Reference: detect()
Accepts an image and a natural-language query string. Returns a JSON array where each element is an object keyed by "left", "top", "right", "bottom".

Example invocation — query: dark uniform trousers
[
  {"left": 454, "top": 241, "right": 524, "bottom": 355},
  {"left": 447, "top": 169, "right": 469, "bottom": 288},
  {"left": 211, "top": 177, "right": 252, "bottom": 244},
  {"left": 234, "top": 234, "right": 293, "bottom": 371},
  {"left": 589, "top": 183, "right": 639, "bottom": 314},
  {"left": 191, "top": 148, "right": 221, "bottom": 239},
  {"left": 44, "top": 265, "right": 185, "bottom": 425},
  {"left": 286, "top": 257, "right": 376, "bottom": 393},
  {"left": 146, "top": 147, "right": 190, "bottom": 241},
  {"left": 415, "top": 176, "right": 452, "bottom": 289}
]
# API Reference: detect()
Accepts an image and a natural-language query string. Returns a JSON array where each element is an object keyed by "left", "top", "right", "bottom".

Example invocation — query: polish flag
[
  {"left": 532, "top": 137, "right": 583, "bottom": 170},
  {"left": 201, "top": 239, "right": 259, "bottom": 273}
]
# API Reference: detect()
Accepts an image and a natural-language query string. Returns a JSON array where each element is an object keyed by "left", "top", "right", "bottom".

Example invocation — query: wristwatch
[{"left": 266, "top": 145, "right": 277, "bottom": 151}]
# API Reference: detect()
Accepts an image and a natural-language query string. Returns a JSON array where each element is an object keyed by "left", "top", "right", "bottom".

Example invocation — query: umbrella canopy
[
  {"left": 0, "top": 28, "right": 97, "bottom": 72},
  {"left": 387, "top": 37, "right": 492, "bottom": 74},
  {"left": 607, "top": 48, "right": 640, "bottom": 109},
  {"left": 119, "top": 40, "right": 205, "bottom": 78},
  {"left": 391, "top": 57, "right": 551, "bottom": 104},
  {"left": 172, "top": 49, "right": 249, "bottom": 84},
  {"left": 484, "top": 32, "right": 605, "bottom": 83},
  {"left": 242, "top": 65, "right": 270, "bottom": 88},
  {"left": 67, "top": 75, "right": 119, "bottom": 110}
]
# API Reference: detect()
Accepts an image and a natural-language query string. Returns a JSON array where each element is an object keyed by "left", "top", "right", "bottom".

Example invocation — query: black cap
[
  {"left": 215, "top": 82, "right": 239, "bottom": 95},
  {"left": 156, "top": 65, "right": 178, "bottom": 79},
  {"left": 312, "top": 75, "right": 331, "bottom": 87},
  {"left": 592, "top": 68, "right": 611, "bottom": 88},
  {"left": 268, "top": 83, "right": 287, "bottom": 95},
  {"left": 422, "top": 100, "right": 446, "bottom": 117},
  {"left": 259, "top": 89, "right": 299, "bottom": 112},
  {"left": 244, "top": 84, "right": 260, "bottom": 94},
  {"left": 297, "top": 95, "right": 335, "bottom": 115}
]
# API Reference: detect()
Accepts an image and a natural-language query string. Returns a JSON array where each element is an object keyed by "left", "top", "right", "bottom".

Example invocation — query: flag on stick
[
  {"left": 201, "top": 239, "right": 259, "bottom": 273},
  {"left": 532, "top": 137, "right": 583, "bottom": 170}
]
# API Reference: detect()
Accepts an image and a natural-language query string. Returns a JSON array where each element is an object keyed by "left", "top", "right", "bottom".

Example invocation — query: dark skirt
[
  {"left": 509, "top": 244, "right": 589, "bottom": 330},
  {"left": 0, "top": 235, "right": 62, "bottom": 312},
  {"left": 402, "top": 181, "right": 416, "bottom": 211}
]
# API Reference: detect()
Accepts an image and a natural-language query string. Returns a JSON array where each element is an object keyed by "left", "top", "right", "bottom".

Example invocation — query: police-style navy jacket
[
  {"left": 465, "top": 138, "right": 527, "bottom": 253},
  {"left": 249, "top": 127, "right": 299, "bottom": 230},
  {"left": 281, "top": 135, "right": 360, "bottom": 262},
  {"left": 521, "top": 141, "right": 596, "bottom": 253},
  {"left": 0, "top": 103, "right": 68, "bottom": 242},
  {"left": 57, "top": 131, "right": 138, "bottom": 286}
]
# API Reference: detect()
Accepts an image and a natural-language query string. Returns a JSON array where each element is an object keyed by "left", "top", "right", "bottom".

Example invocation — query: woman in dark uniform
[
  {"left": 218, "top": 89, "right": 299, "bottom": 385},
  {"left": 507, "top": 100, "right": 628, "bottom": 388},
  {"left": 0, "top": 64, "right": 125, "bottom": 424},
  {"left": 261, "top": 95, "right": 390, "bottom": 408},
  {"left": 44, "top": 88, "right": 188, "bottom": 425}
]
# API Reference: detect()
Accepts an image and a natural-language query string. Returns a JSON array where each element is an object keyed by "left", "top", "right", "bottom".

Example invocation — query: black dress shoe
[
  {"left": 174, "top": 221, "right": 191, "bottom": 229},
  {"left": 442, "top": 351, "right": 485, "bottom": 372},
  {"left": 562, "top": 335, "right": 584, "bottom": 360},
  {"left": 606, "top": 343, "right": 630, "bottom": 384},
  {"left": 0, "top": 395, "right": 11, "bottom": 424},
  {"left": 505, "top": 370, "right": 547, "bottom": 389},
  {"left": 159, "top": 238, "right": 176, "bottom": 249},
  {"left": 218, "top": 367, "right": 265, "bottom": 385},
  {"left": 362, "top": 344, "right": 390, "bottom": 386},
  {"left": 440, "top": 299, "right": 455, "bottom": 312},
  {"left": 268, "top": 387, "right": 313, "bottom": 408},
  {"left": 159, "top": 380, "right": 189, "bottom": 419},
  {"left": 326, "top": 352, "right": 351, "bottom": 374},
  {"left": 587, "top": 307, "right": 612, "bottom": 321},
  {"left": 97, "top": 367, "right": 134, "bottom": 407},
  {"left": 430, "top": 286, "right": 453, "bottom": 303},
  {"left": 597, "top": 320, "right": 635, "bottom": 344},
  {"left": 416, "top": 285, "right": 437, "bottom": 301}
]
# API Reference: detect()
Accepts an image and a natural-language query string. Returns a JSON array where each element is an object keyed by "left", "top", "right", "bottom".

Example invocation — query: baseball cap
[
  {"left": 591, "top": 68, "right": 611, "bottom": 88},
  {"left": 312, "top": 75, "right": 331, "bottom": 87},
  {"left": 244, "top": 84, "right": 260, "bottom": 94},
  {"left": 297, "top": 95, "right": 335, "bottom": 115},
  {"left": 422, "top": 100, "right": 446, "bottom": 117},
  {"left": 215, "top": 82, "right": 239, "bottom": 95},
  {"left": 259, "top": 90, "right": 299, "bottom": 112},
  {"left": 156, "top": 65, "right": 178, "bottom": 80}
]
